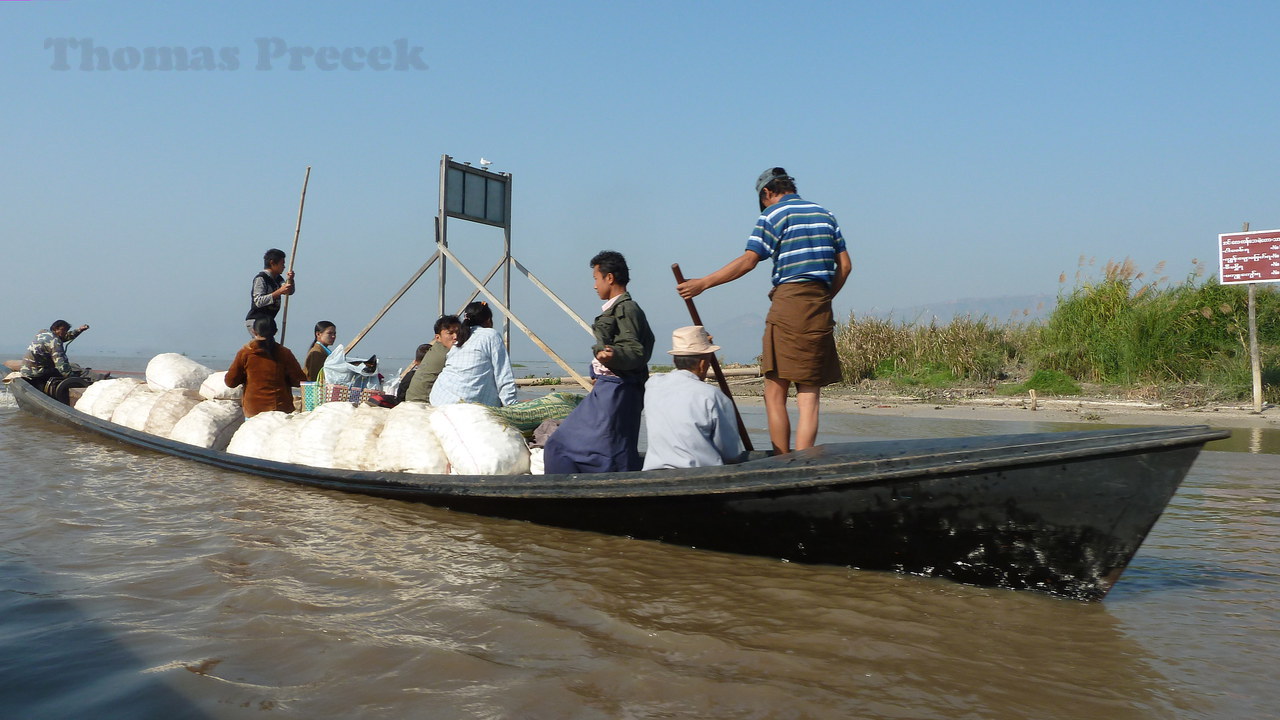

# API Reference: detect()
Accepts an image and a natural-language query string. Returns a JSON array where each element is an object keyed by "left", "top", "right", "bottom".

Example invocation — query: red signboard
[{"left": 1219, "top": 229, "right": 1280, "bottom": 284}]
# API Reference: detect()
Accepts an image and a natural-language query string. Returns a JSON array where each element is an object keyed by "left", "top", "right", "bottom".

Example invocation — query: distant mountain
[
  {"left": 858, "top": 294, "right": 1057, "bottom": 325},
  {"left": 690, "top": 312, "right": 768, "bottom": 364},
  {"left": 649, "top": 294, "right": 1058, "bottom": 365}
]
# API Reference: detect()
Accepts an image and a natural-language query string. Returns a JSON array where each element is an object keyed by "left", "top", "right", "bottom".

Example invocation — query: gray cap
[{"left": 755, "top": 167, "right": 793, "bottom": 194}]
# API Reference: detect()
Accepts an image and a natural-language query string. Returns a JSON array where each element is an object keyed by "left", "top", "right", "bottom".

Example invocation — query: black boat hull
[{"left": 8, "top": 377, "right": 1227, "bottom": 600}]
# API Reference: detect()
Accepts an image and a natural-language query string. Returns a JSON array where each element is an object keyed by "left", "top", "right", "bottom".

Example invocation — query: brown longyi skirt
[{"left": 761, "top": 282, "right": 843, "bottom": 387}]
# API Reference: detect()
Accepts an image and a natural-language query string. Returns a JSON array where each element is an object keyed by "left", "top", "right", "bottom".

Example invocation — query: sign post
[{"left": 1218, "top": 222, "right": 1280, "bottom": 412}]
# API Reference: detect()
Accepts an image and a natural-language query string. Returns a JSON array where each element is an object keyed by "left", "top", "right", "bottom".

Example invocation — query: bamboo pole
[
  {"left": 280, "top": 165, "right": 311, "bottom": 344},
  {"left": 671, "top": 263, "right": 754, "bottom": 452}
]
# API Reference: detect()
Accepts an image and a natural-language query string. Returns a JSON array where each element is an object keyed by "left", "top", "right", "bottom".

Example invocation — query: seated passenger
[
  {"left": 428, "top": 303, "right": 516, "bottom": 407},
  {"left": 302, "top": 320, "right": 336, "bottom": 382},
  {"left": 395, "top": 342, "right": 433, "bottom": 404},
  {"left": 642, "top": 326, "right": 746, "bottom": 470},
  {"left": 21, "top": 319, "right": 90, "bottom": 383},
  {"left": 225, "top": 317, "right": 306, "bottom": 418},
  {"left": 404, "top": 315, "right": 461, "bottom": 403}
]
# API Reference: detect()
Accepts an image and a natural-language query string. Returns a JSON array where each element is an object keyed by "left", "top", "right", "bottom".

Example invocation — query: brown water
[{"left": 1, "top": 388, "right": 1277, "bottom": 719}]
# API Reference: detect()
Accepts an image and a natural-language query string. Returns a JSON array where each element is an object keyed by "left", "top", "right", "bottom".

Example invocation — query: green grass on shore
[{"left": 835, "top": 258, "right": 1280, "bottom": 403}]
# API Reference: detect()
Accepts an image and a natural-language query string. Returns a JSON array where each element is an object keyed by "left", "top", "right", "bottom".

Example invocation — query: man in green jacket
[{"left": 544, "top": 250, "right": 655, "bottom": 473}]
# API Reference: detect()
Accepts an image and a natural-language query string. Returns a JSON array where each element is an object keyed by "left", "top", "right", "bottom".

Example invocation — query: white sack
[
  {"left": 227, "top": 411, "right": 293, "bottom": 459},
  {"left": 291, "top": 402, "right": 356, "bottom": 469},
  {"left": 262, "top": 414, "right": 303, "bottom": 464},
  {"left": 146, "top": 353, "right": 214, "bottom": 392},
  {"left": 430, "top": 403, "right": 530, "bottom": 476},
  {"left": 111, "top": 387, "right": 164, "bottom": 432},
  {"left": 332, "top": 404, "right": 392, "bottom": 471},
  {"left": 199, "top": 371, "right": 242, "bottom": 401},
  {"left": 170, "top": 400, "right": 244, "bottom": 450},
  {"left": 144, "top": 389, "right": 204, "bottom": 438},
  {"left": 75, "top": 377, "right": 143, "bottom": 419},
  {"left": 373, "top": 402, "right": 448, "bottom": 475},
  {"left": 528, "top": 447, "right": 544, "bottom": 475}
]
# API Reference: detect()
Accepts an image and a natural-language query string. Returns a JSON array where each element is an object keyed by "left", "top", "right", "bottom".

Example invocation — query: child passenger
[{"left": 544, "top": 250, "right": 655, "bottom": 474}]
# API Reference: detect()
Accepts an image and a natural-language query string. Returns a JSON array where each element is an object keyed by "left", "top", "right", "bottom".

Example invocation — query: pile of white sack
[
  {"left": 73, "top": 354, "right": 246, "bottom": 451},
  {"left": 71, "top": 353, "right": 533, "bottom": 476},
  {"left": 226, "top": 401, "right": 530, "bottom": 475}
]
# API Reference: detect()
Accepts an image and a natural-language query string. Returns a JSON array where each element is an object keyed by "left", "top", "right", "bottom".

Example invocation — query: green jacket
[{"left": 592, "top": 292, "right": 655, "bottom": 380}]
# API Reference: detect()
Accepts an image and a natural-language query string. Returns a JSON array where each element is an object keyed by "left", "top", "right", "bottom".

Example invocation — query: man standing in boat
[
  {"left": 245, "top": 248, "right": 295, "bottom": 337},
  {"left": 20, "top": 320, "right": 90, "bottom": 383},
  {"left": 544, "top": 250, "right": 655, "bottom": 474},
  {"left": 677, "top": 167, "right": 851, "bottom": 455}
]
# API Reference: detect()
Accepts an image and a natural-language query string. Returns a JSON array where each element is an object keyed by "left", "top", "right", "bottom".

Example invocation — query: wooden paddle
[
  {"left": 280, "top": 165, "right": 312, "bottom": 344},
  {"left": 671, "top": 264, "right": 754, "bottom": 452}
]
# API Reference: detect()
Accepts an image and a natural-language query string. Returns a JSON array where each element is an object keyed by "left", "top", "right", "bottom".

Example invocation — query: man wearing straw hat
[
  {"left": 677, "top": 167, "right": 851, "bottom": 455},
  {"left": 642, "top": 326, "right": 746, "bottom": 470}
]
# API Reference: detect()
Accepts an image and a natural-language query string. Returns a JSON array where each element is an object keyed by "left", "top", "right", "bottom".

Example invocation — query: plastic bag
[{"left": 321, "top": 344, "right": 382, "bottom": 391}]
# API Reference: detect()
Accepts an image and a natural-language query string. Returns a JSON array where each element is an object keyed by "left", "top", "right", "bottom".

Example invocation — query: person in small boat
[
  {"left": 429, "top": 303, "right": 516, "bottom": 407},
  {"left": 20, "top": 320, "right": 90, "bottom": 383},
  {"left": 676, "top": 167, "right": 851, "bottom": 455},
  {"left": 405, "top": 315, "right": 461, "bottom": 404},
  {"left": 225, "top": 317, "right": 306, "bottom": 418},
  {"left": 642, "top": 326, "right": 746, "bottom": 470},
  {"left": 245, "top": 248, "right": 295, "bottom": 337},
  {"left": 395, "top": 342, "right": 432, "bottom": 403},
  {"left": 302, "top": 320, "right": 336, "bottom": 382},
  {"left": 544, "top": 250, "right": 655, "bottom": 474}
]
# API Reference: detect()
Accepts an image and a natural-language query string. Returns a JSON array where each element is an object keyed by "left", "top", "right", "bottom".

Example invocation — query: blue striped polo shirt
[{"left": 745, "top": 194, "right": 847, "bottom": 287}]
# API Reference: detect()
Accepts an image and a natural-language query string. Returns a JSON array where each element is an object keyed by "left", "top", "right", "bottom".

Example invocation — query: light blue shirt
[
  {"left": 642, "top": 369, "right": 744, "bottom": 470},
  {"left": 428, "top": 327, "right": 517, "bottom": 407}
]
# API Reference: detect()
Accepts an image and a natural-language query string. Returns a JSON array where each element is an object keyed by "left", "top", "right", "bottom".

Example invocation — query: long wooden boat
[{"left": 8, "top": 376, "right": 1228, "bottom": 601}]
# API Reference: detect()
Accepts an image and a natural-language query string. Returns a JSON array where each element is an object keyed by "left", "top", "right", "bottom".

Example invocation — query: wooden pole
[
  {"left": 345, "top": 251, "right": 440, "bottom": 355},
  {"left": 671, "top": 263, "right": 754, "bottom": 452},
  {"left": 280, "top": 165, "right": 312, "bottom": 344},
  {"left": 438, "top": 243, "right": 592, "bottom": 391},
  {"left": 1243, "top": 221, "right": 1263, "bottom": 412}
]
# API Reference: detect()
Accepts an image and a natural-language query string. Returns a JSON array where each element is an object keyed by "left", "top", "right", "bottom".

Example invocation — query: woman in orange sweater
[{"left": 225, "top": 317, "right": 306, "bottom": 417}]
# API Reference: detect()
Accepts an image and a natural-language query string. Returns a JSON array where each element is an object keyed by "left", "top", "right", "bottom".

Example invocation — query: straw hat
[{"left": 668, "top": 325, "right": 720, "bottom": 356}]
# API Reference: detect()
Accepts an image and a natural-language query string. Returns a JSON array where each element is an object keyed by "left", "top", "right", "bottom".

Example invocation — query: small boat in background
[{"left": 7, "top": 375, "right": 1228, "bottom": 601}]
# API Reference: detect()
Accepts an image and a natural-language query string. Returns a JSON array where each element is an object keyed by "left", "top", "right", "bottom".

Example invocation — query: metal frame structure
[{"left": 346, "top": 155, "right": 593, "bottom": 390}]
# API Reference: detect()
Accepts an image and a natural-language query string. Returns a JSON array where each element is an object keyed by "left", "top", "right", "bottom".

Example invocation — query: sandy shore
[
  {"left": 732, "top": 384, "right": 1280, "bottom": 430},
  {"left": 528, "top": 376, "right": 1279, "bottom": 431}
]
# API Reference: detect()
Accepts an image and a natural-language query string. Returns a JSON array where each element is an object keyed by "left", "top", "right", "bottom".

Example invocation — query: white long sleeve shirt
[
  {"left": 428, "top": 327, "right": 517, "bottom": 407},
  {"left": 642, "top": 370, "right": 744, "bottom": 470}
]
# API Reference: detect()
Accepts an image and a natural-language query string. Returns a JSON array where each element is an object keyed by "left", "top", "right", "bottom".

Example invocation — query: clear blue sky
[{"left": 3, "top": 1, "right": 1277, "bottom": 364}]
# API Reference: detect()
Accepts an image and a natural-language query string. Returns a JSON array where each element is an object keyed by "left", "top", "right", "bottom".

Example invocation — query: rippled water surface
[{"left": 1, "top": 385, "right": 1277, "bottom": 719}]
